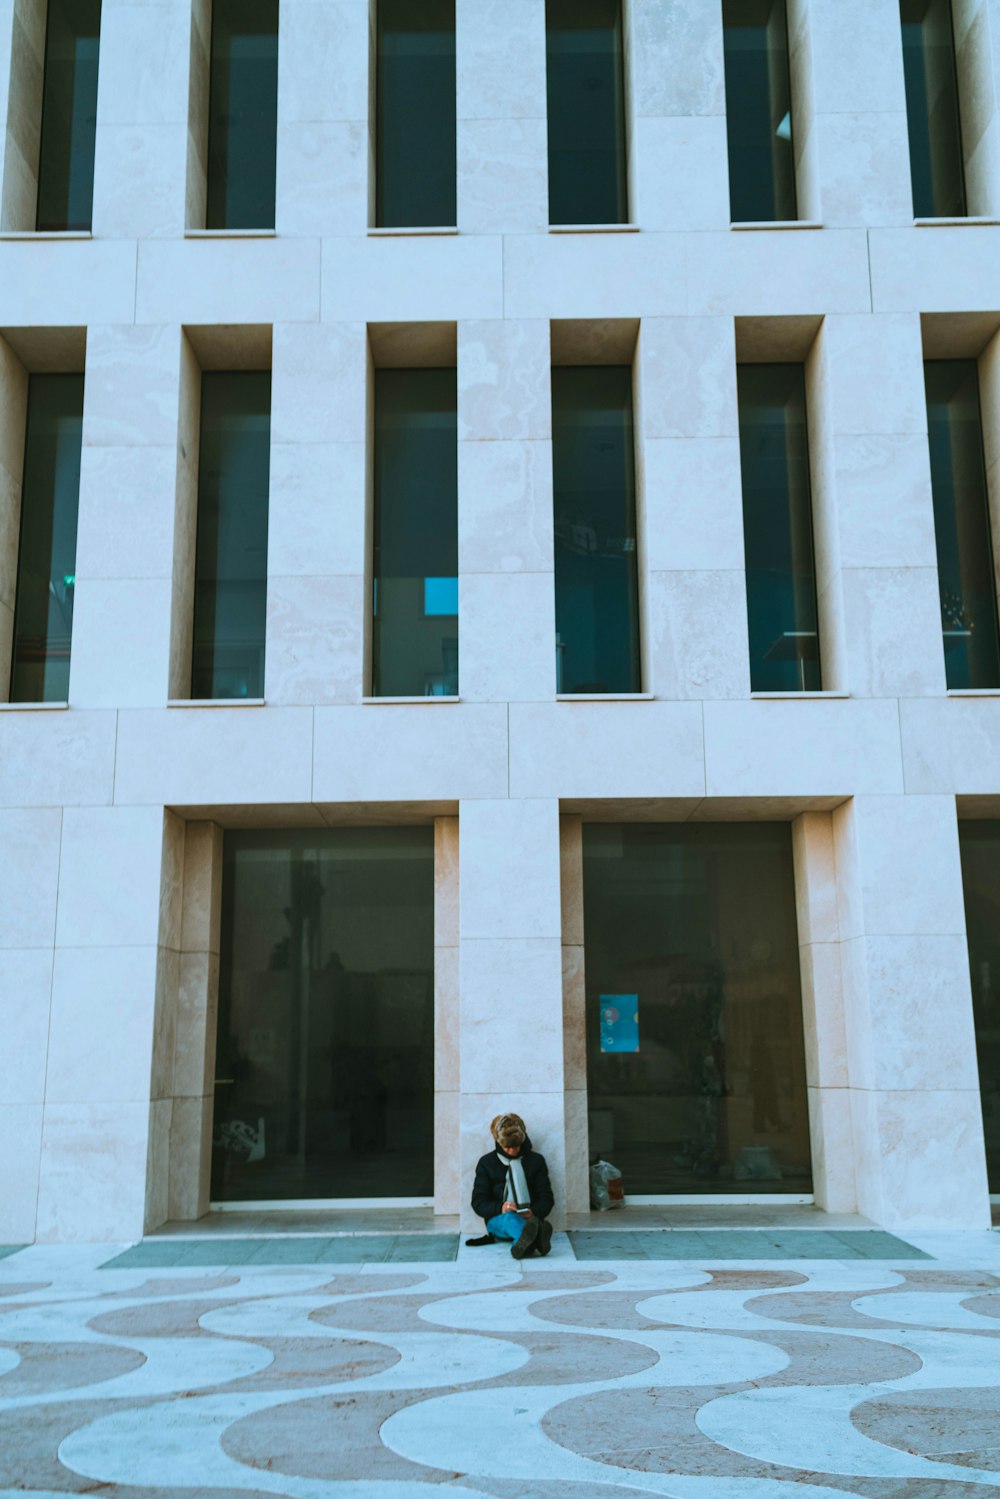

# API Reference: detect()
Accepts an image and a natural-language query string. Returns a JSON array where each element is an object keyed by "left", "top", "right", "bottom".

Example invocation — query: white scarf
[{"left": 497, "top": 1150, "right": 530, "bottom": 1208}]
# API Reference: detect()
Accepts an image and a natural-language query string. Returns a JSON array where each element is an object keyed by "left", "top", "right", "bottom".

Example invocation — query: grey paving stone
[{"left": 385, "top": 1235, "right": 458, "bottom": 1262}]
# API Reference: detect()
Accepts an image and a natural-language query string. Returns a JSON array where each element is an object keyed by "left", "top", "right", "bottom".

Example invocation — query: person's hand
[
  {"left": 501, "top": 1201, "right": 517, "bottom": 1213},
  {"left": 520, "top": 1209, "right": 534, "bottom": 1220}
]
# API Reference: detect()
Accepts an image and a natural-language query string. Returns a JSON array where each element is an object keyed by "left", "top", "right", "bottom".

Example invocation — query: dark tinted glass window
[
  {"left": 9, "top": 375, "right": 83, "bottom": 703},
  {"left": 738, "top": 363, "right": 821, "bottom": 691},
  {"left": 723, "top": 0, "right": 796, "bottom": 222},
  {"left": 583, "top": 823, "right": 812, "bottom": 1196},
  {"left": 35, "top": 0, "right": 101, "bottom": 231},
  {"left": 958, "top": 821, "right": 1000, "bottom": 1193},
  {"left": 553, "top": 366, "right": 640, "bottom": 694},
  {"left": 191, "top": 372, "right": 271, "bottom": 700},
  {"left": 925, "top": 361, "right": 1000, "bottom": 688},
  {"left": 546, "top": 0, "right": 628, "bottom": 226},
  {"left": 373, "top": 369, "right": 458, "bottom": 697},
  {"left": 376, "top": 0, "right": 456, "bottom": 228},
  {"left": 206, "top": 0, "right": 278, "bottom": 230},
  {"left": 901, "top": 0, "right": 966, "bottom": 218},
  {"left": 212, "top": 827, "right": 435, "bottom": 1202}
]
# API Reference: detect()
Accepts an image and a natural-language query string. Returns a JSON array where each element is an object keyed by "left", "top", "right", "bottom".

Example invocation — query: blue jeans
[{"left": 487, "top": 1211, "right": 527, "bottom": 1242}]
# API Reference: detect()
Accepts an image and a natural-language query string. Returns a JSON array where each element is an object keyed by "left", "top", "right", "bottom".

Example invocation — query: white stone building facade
[{"left": 1, "top": 0, "right": 999, "bottom": 1242}]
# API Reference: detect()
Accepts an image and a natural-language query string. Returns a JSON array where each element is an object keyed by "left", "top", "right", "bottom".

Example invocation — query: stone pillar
[
  {"left": 808, "top": 312, "right": 944, "bottom": 698},
  {"left": 168, "top": 820, "right": 223, "bottom": 1222},
  {"left": 627, "top": 0, "right": 729, "bottom": 231},
  {"left": 833, "top": 794, "right": 990, "bottom": 1229},
  {"left": 0, "top": 804, "right": 60, "bottom": 1241},
  {"left": 434, "top": 815, "right": 460, "bottom": 1214},
  {"left": 91, "top": 0, "right": 192, "bottom": 238},
  {"left": 791, "top": 811, "right": 856, "bottom": 1212},
  {"left": 71, "top": 325, "right": 184, "bottom": 708},
  {"left": 35, "top": 805, "right": 181, "bottom": 1241},
  {"left": 458, "top": 797, "right": 566, "bottom": 1230},
  {"left": 275, "top": 0, "right": 369, "bottom": 236},
  {"left": 786, "top": 0, "right": 912, "bottom": 226},
  {"left": 560, "top": 814, "right": 590, "bottom": 1215},
  {"left": 266, "top": 323, "right": 367, "bottom": 705},
  {"left": 456, "top": 0, "right": 547, "bottom": 234},
  {"left": 457, "top": 318, "right": 555, "bottom": 703},
  {"left": 638, "top": 316, "right": 750, "bottom": 700}
]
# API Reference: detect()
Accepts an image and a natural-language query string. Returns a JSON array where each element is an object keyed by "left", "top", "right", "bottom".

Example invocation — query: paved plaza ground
[{"left": 2, "top": 1225, "right": 1000, "bottom": 1497}]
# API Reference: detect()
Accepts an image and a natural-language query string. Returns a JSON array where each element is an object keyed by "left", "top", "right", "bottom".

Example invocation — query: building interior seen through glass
[
  {"left": 191, "top": 371, "right": 271, "bottom": 700},
  {"left": 206, "top": 0, "right": 278, "bottom": 230},
  {"left": 958, "top": 822, "right": 1000, "bottom": 1192},
  {"left": 722, "top": 0, "right": 796, "bottom": 223},
  {"left": 546, "top": 0, "right": 628, "bottom": 226},
  {"left": 9, "top": 375, "right": 84, "bottom": 705},
  {"left": 372, "top": 368, "right": 458, "bottom": 697},
  {"left": 376, "top": 0, "right": 456, "bottom": 228},
  {"left": 552, "top": 365, "right": 641, "bottom": 694},
  {"left": 35, "top": 0, "right": 101, "bottom": 231},
  {"left": 900, "top": 0, "right": 967, "bottom": 218},
  {"left": 924, "top": 360, "right": 1000, "bottom": 689},
  {"left": 583, "top": 823, "right": 812, "bottom": 1197},
  {"left": 212, "top": 828, "right": 435, "bottom": 1202},
  {"left": 737, "top": 362, "right": 821, "bottom": 692}
]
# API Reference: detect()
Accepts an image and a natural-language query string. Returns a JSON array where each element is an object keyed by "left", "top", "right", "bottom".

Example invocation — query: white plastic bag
[{"left": 589, "top": 1158, "right": 625, "bottom": 1211}]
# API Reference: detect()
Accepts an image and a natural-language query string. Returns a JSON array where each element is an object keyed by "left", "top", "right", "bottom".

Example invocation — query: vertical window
[
  {"left": 959, "top": 822, "right": 1000, "bottom": 1193},
  {"left": 553, "top": 366, "right": 640, "bottom": 695},
  {"left": 372, "top": 369, "right": 458, "bottom": 697},
  {"left": 737, "top": 364, "right": 821, "bottom": 692},
  {"left": 206, "top": 0, "right": 278, "bottom": 230},
  {"left": 924, "top": 361, "right": 1000, "bottom": 688},
  {"left": 376, "top": 0, "right": 456, "bottom": 229},
  {"left": 900, "top": 0, "right": 966, "bottom": 218},
  {"left": 9, "top": 375, "right": 83, "bottom": 703},
  {"left": 546, "top": 0, "right": 628, "bottom": 226},
  {"left": 722, "top": 0, "right": 796, "bottom": 223},
  {"left": 191, "top": 372, "right": 271, "bottom": 700},
  {"left": 35, "top": 0, "right": 101, "bottom": 231},
  {"left": 212, "top": 827, "right": 435, "bottom": 1202},
  {"left": 583, "top": 823, "right": 813, "bottom": 1196}
]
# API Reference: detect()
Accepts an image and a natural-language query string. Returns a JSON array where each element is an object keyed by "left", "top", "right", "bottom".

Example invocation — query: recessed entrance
[
  {"left": 211, "top": 827, "right": 435, "bottom": 1203},
  {"left": 582, "top": 822, "right": 813, "bottom": 1197}
]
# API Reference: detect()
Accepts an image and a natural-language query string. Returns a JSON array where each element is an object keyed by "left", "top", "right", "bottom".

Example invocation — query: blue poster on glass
[{"left": 599, "top": 994, "right": 639, "bottom": 1053}]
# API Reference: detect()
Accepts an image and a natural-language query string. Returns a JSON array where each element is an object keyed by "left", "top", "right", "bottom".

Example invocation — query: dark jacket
[{"left": 471, "top": 1135, "right": 555, "bottom": 1224}]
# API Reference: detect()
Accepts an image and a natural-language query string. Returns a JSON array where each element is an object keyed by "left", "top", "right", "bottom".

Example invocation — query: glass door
[
  {"left": 582, "top": 823, "right": 813, "bottom": 1195},
  {"left": 211, "top": 827, "right": 435, "bottom": 1202}
]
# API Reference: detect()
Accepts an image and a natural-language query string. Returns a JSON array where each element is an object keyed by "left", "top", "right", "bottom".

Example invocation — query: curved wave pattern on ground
[{"left": 2, "top": 1244, "right": 1000, "bottom": 1496}]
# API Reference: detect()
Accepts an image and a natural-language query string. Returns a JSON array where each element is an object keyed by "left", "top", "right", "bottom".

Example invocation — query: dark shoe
[
  {"left": 510, "top": 1217, "right": 540, "bottom": 1259},
  {"left": 535, "top": 1219, "right": 553, "bottom": 1257},
  {"left": 464, "top": 1233, "right": 496, "bottom": 1247}
]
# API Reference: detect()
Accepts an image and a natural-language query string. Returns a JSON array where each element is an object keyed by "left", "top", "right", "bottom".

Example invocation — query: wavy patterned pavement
[{"left": 3, "top": 1233, "right": 1000, "bottom": 1496}]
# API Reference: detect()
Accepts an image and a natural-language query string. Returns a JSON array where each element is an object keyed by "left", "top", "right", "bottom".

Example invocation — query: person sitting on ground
[{"left": 469, "top": 1112, "right": 554, "bottom": 1258}]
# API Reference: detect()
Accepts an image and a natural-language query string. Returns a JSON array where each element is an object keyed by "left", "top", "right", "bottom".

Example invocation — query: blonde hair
[{"left": 490, "top": 1112, "right": 526, "bottom": 1149}]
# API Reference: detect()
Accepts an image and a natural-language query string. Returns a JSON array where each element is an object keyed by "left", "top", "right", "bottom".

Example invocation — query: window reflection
[
  {"left": 925, "top": 361, "right": 1000, "bottom": 688},
  {"left": 376, "top": 0, "right": 456, "bottom": 228},
  {"left": 583, "top": 823, "right": 813, "bottom": 1196},
  {"left": 546, "top": 0, "right": 628, "bottom": 226},
  {"left": 737, "top": 363, "right": 821, "bottom": 692},
  {"left": 35, "top": 0, "right": 101, "bottom": 231},
  {"left": 206, "top": 0, "right": 278, "bottom": 230},
  {"left": 958, "top": 822, "right": 1000, "bottom": 1192},
  {"left": 900, "top": 0, "right": 966, "bottom": 219},
  {"left": 373, "top": 369, "right": 458, "bottom": 698},
  {"left": 552, "top": 366, "right": 640, "bottom": 695},
  {"left": 9, "top": 375, "right": 83, "bottom": 704},
  {"left": 722, "top": 0, "right": 796, "bottom": 223},
  {"left": 212, "top": 828, "right": 435, "bottom": 1202},
  {"left": 191, "top": 372, "right": 271, "bottom": 700}
]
